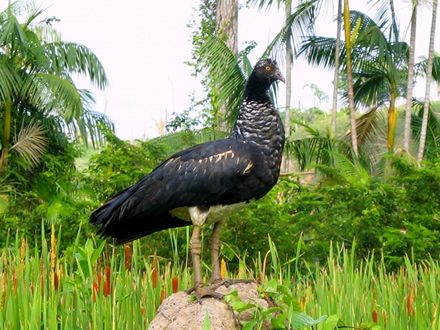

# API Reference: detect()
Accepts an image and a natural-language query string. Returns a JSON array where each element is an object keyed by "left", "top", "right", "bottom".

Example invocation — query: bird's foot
[
  {"left": 186, "top": 279, "right": 259, "bottom": 303},
  {"left": 185, "top": 284, "right": 224, "bottom": 303},
  {"left": 211, "top": 278, "right": 259, "bottom": 288}
]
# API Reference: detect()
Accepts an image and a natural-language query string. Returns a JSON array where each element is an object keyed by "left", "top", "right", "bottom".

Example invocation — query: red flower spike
[
  {"left": 104, "top": 266, "right": 111, "bottom": 297},
  {"left": 172, "top": 276, "right": 179, "bottom": 293},
  {"left": 124, "top": 244, "right": 131, "bottom": 271}
]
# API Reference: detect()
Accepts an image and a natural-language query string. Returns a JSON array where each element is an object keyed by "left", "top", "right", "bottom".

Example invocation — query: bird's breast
[{"left": 170, "top": 202, "right": 251, "bottom": 226}]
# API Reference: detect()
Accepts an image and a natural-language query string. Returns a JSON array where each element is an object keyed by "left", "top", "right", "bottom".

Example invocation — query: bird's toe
[{"left": 186, "top": 284, "right": 224, "bottom": 303}]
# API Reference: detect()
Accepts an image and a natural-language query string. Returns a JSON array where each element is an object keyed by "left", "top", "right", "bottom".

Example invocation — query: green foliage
[
  {"left": 265, "top": 157, "right": 439, "bottom": 270},
  {"left": 254, "top": 278, "right": 328, "bottom": 329},
  {"left": 85, "top": 132, "right": 168, "bottom": 201},
  {"left": 2, "top": 230, "right": 438, "bottom": 329},
  {"left": 0, "top": 131, "right": 88, "bottom": 248}
]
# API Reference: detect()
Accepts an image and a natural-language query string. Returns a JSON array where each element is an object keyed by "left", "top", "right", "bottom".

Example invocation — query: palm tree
[
  {"left": 343, "top": 0, "right": 359, "bottom": 156},
  {"left": 251, "top": 0, "right": 358, "bottom": 155},
  {"left": 417, "top": 0, "right": 438, "bottom": 162},
  {"left": 0, "top": 2, "right": 111, "bottom": 171},
  {"left": 299, "top": 10, "right": 411, "bottom": 156},
  {"left": 215, "top": 0, "right": 238, "bottom": 131},
  {"left": 332, "top": 0, "right": 343, "bottom": 136},
  {"left": 403, "top": 0, "right": 418, "bottom": 152}
]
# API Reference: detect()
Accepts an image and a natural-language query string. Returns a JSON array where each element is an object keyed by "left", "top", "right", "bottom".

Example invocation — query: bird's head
[{"left": 253, "top": 58, "right": 285, "bottom": 84}]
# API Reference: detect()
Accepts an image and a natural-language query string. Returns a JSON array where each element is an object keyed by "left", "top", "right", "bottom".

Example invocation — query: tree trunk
[
  {"left": 387, "top": 83, "right": 398, "bottom": 152},
  {"left": 0, "top": 100, "right": 12, "bottom": 170},
  {"left": 331, "top": 0, "right": 342, "bottom": 137},
  {"left": 215, "top": 0, "right": 238, "bottom": 132},
  {"left": 417, "top": 0, "right": 437, "bottom": 162},
  {"left": 343, "top": 0, "right": 358, "bottom": 157},
  {"left": 282, "top": 0, "right": 293, "bottom": 173},
  {"left": 403, "top": 3, "right": 417, "bottom": 152}
]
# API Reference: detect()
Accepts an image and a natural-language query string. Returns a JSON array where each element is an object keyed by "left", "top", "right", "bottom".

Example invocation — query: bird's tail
[{"left": 90, "top": 187, "right": 190, "bottom": 245}]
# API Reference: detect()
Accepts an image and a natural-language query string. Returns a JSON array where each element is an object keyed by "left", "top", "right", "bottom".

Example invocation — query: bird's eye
[{"left": 265, "top": 66, "right": 271, "bottom": 71}]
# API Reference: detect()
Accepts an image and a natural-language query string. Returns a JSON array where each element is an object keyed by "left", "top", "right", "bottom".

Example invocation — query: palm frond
[
  {"left": 68, "top": 107, "right": 114, "bottom": 147},
  {"left": 411, "top": 101, "right": 440, "bottom": 159},
  {"left": 0, "top": 57, "right": 21, "bottom": 102},
  {"left": 10, "top": 120, "right": 48, "bottom": 167},
  {"left": 354, "top": 106, "right": 383, "bottom": 146},
  {"left": 43, "top": 42, "right": 108, "bottom": 89},
  {"left": 197, "top": 36, "right": 247, "bottom": 125},
  {"left": 289, "top": 121, "right": 341, "bottom": 171},
  {"left": 150, "top": 128, "right": 229, "bottom": 157},
  {"left": 263, "top": 0, "right": 322, "bottom": 59},
  {"left": 0, "top": 11, "right": 27, "bottom": 49},
  {"left": 21, "top": 72, "right": 83, "bottom": 122},
  {"left": 298, "top": 36, "right": 340, "bottom": 70},
  {"left": 414, "top": 56, "right": 440, "bottom": 81},
  {"left": 328, "top": 149, "right": 371, "bottom": 183}
]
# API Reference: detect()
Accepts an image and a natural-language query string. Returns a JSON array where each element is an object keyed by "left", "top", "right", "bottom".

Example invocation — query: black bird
[{"left": 90, "top": 58, "right": 285, "bottom": 300}]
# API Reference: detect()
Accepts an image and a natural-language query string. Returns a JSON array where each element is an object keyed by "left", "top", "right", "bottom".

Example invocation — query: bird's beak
[{"left": 275, "top": 70, "right": 286, "bottom": 84}]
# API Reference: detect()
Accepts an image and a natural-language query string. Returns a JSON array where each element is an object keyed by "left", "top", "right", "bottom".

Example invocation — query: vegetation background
[{"left": 1, "top": 0, "right": 439, "bottom": 328}]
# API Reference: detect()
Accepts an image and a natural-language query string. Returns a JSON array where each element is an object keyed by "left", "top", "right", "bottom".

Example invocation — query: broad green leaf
[
  {"left": 289, "top": 311, "right": 328, "bottom": 329},
  {"left": 322, "top": 314, "right": 344, "bottom": 330}
]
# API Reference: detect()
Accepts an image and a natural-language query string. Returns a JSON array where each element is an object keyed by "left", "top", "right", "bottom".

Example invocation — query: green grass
[{"left": 0, "top": 228, "right": 438, "bottom": 329}]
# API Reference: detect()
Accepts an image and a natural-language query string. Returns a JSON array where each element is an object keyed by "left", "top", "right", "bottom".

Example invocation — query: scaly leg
[
  {"left": 209, "top": 220, "right": 224, "bottom": 285},
  {"left": 208, "top": 220, "right": 257, "bottom": 290},
  {"left": 189, "top": 225, "right": 223, "bottom": 302}
]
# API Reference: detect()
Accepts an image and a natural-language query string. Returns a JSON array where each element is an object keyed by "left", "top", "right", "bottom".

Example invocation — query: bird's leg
[
  {"left": 188, "top": 224, "right": 223, "bottom": 302},
  {"left": 209, "top": 220, "right": 224, "bottom": 285},
  {"left": 207, "top": 220, "right": 257, "bottom": 289},
  {"left": 190, "top": 225, "right": 203, "bottom": 289}
]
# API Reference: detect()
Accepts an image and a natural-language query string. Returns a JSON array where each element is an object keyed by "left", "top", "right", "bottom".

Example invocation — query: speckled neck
[{"left": 231, "top": 98, "right": 284, "bottom": 152}]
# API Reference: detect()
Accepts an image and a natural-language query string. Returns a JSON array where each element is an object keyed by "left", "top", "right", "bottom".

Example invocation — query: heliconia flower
[
  {"left": 382, "top": 310, "right": 387, "bottom": 326},
  {"left": 92, "top": 280, "right": 99, "bottom": 302},
  {"left": 124, "top": 244, "right": 131, "bottom": 270},
  {"left": 172, "top": 276, "right": 179, "bottom": 293},
  {"left": 104, "top": 266, "right": 111, "bottom": 297},
  {"left": 93, "top": 273, "right": 102, "bottom": 301},
  {"left": 1, "top": 288, "right": 6, "bottom": 307},
  {"left": 152, "top": 252, "right": 158, "bottom": 288},
  {"left": 152, "top": 267, "right": 158, "bottom": 289},
  {"left": 53, "top": 272, "right": 59, "bottom": 291},
  {"left": 221, "top": 258, "right": 227, "bottom": 279},
  {"left": 50, "top": 224, "right": 56, "bottom": 271},
  {"left": 12, "top": 270, "right": 17, "bottom": 293},
  {"left": 407, "top": 288, "right": 415, "bottom": 316},
  {"left": 40, "top": 274, "right": 44, "bottom": 295},
  {"left": 372, "top": 309, "right": 378, "bottom": 323},
  {"left": 160, "top": 289, "right": 166, "bottom": 304},
  {"left": 20, "top": 239, "right": 26, "bottom": 272},
  {"left": 39, "top": 257, "right": 45, "bottom": 295}
]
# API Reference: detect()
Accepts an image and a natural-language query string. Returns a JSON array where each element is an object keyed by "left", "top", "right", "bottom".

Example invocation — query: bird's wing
[{"left": 91, "top": 139, "right": 257, "bottom": 226}]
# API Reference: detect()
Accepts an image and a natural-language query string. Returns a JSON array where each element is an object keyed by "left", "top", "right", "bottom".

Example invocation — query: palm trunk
[
  {"left": 343, "top": 0, "right": 358, "bottom": 157},
  {"left": 403, "top": 3, "right": 417, "bottom": 152},
  {"left": 331, "top": 0, "right": 342, "bottom": 137},
  {"left": 417, "top": 0, "right": 438, "bottom": 162},
  {"left": 387, "top": 84, "right": 397, "bottom": 151},
  {"left": 215, "top": 0, "right": 238, "bottom": 132},
  {"left": 0, "top": 100, "right": 12, "bottom": 170},
  {"left": 283, "top": 0, "right": 293, "bottom": 173}
]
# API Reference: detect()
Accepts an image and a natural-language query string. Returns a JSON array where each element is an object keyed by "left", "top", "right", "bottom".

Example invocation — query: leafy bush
[
  {"left": 0, "top": 133, "right": 86, "bottom": 248},
  {"left": 85, "top": 132, "right": 169, "bottom": 201},
  {"left": 235, "top": 157, "right": 440, "bottom": 270}
]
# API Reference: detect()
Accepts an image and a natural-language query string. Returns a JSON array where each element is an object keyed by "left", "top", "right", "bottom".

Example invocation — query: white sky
[{"left": 3, "top": 0, "right": 440, "bottom": 139}]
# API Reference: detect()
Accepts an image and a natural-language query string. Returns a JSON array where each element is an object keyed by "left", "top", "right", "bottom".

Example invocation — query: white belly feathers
[{"left": 170, "top": 202, "right": 251, "bottom": 227}]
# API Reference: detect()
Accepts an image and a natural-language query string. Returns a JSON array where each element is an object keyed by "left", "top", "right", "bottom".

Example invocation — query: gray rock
[{"left": 148, "top": 282, "right": 273, "bottom": 329}]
